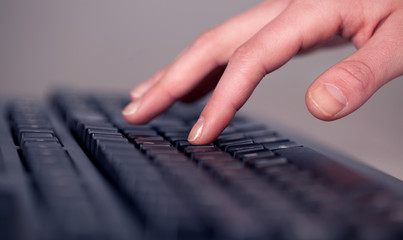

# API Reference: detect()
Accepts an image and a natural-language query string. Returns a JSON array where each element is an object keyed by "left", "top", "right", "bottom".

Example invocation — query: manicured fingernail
[
  {"left": 131, "top": 81, "right": 154, "bottom": 100},
  {"left": 122, "top": 100, "right": 140, "bottom": 116},
  {"left": 131, "top": 91, "right": 142, "bottom": 100},
  {"left": 188, "top": 116, "right": 204, "bottom": 142},
  {"left": 131, "top": 88, "right": 147, "bottom": 100},
  {"left": 309, "top": 83, "right": 347, "bottom": 117}
]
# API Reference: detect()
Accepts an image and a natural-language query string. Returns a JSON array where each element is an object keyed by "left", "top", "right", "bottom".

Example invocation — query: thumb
[{"left": 306, "top": 12, "right": 403, "bottom": 121}]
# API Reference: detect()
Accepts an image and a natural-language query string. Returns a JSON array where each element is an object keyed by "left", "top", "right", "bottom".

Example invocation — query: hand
[{"left": 123, "top": 0, "right": 403, "bottom": 144}]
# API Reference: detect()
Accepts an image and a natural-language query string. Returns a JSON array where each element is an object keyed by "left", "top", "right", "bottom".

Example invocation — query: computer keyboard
[{"left": 1, "top": 91, "right": 403, "bottom": 240}]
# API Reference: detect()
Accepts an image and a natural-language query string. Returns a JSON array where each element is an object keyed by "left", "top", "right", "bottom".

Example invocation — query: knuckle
[
  {"left": 231, "top": 44, "right": 257, "bottom": 62},
  {"left": 192, "top": 29, "right": 217, "bottom": 49},
  {"left": 336, "top": 60, "right": 374, "bottom": 93},
  {"left": 164, "top": 83, "right": 182, "bottom": 100},
  {"left": 230, "top": 44, "right": 260, "bottom": 71},
  {"left": 229, "top": 43, "right": 267, "bottom": 78},
  {"left": 156, "top": 81, "right": 183, "bottom": 102}
]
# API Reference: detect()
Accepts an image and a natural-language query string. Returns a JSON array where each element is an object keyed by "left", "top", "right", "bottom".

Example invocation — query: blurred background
[{"left": 1, "top": 0, "right": 402, "bottom": 179}]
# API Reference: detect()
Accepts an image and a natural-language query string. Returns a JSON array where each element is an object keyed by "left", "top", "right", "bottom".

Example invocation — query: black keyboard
[{"left": 1, "top": 91, "right": 403, "bottom": 240}]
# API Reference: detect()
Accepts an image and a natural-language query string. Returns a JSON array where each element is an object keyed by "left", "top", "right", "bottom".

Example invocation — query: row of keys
[
  {"left": 90, "top": 96, "right": 342, "bottom": 239},
  {"left": 92, "top": 96, "right": 403, "bottom": 239},
  {"left": 8, "top": 101, "right": 102, "bottom": 239},
  {"left": 52, "top": 92, "right": 403, "bottom": 240},
  {"left": 54, "top": 94, "right": 294, "bottom": 239}
]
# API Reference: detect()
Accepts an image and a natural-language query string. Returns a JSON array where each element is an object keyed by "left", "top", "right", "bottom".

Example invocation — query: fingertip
[
  {"left": 130, "top": 82, "right": 152, "bottom": 101},
  {"left": 306, "top": 83, "right": 348, "bottom": 121},
  {"left": 130, "top": 70, "right": 167, "bottom": 101},
  {"left": 122, "top": 99, "right": 152, "bottom": 125},
  {"left": 130, "top": 90, "right": 142, "bottom": 101},
  {"left": 122, "top": 100, "right": 141, "bottom": 121},
  {"left": 188, "top": 116, "right": 205, "bottom": 144}
]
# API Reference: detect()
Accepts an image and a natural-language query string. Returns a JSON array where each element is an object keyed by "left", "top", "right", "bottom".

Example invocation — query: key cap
[
  {"left": 126, "top": 130, "right": 160, "bottom": 139},
  {"left": 263, "top": 141, "right": 301, "bottom": 150},
  {"left": 237, "top": 149, "right": 275, "bottom": 162},
  {"left": 134, "top": 137, "right": 167, "bottom": 145},
  {"left": 252, "top": 135, "right": 288, "bottom": 144},
  {"left": 225, "top": 143, "right": 264, "bottom": 156},
  {"left": 218, "top": 138, "right": 254, "bottom": 149},
  {"left": 246, "top": 156, "right": 288, "bottom": 170}
]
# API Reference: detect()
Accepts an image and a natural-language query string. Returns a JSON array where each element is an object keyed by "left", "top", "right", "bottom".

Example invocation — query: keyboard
[{"left": 1, "top": 90, "right": 403, "bottom": 240}]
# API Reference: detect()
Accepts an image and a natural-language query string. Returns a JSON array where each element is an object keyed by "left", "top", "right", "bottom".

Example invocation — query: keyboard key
[
  {"left": 237, "top": 149, "right": 275, "bottom": 162},
  {"left": 134, "top": 137, "right": 167, "bottom": 145},
  {"left": 263, "top": 141, "right": 301, "bottom": 150},
  {"left": 218, "top": 138, "right": 254, "bottom": 149},
  {"left": 225, "top": 143, "right": 264, "bottom": 156},
  {"left": 245, "top": 156, "right": 288, "bottom": 170},
  {"left": 126, "top": 130, "right": 160, "bottom": 139}
]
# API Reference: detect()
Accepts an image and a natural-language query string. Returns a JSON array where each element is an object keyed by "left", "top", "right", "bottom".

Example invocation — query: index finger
[
  {"left": 188, "top": 1, "right": 341, "bottom": 144},
  {"left": 123, "top": 0, "right": 290, "bottom": 124}
]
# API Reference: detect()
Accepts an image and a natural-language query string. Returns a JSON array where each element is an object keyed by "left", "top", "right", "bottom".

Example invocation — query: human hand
[{"left": 123, "top": 0, "right": 403, "bottom": 144}]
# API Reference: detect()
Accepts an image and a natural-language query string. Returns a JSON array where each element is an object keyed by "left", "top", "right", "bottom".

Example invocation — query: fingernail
[
  {"left": 131, "top": 88, "right": 147, "bottom": 100},
  {"left": 131, "top": 91, "right": 142, "bottom": 100},
  {"left": 131, "top": 87, "right": 147, "bottom": 100},
  {"left": 309, "top": 83, "right": 347, "bottom": 117},
  {"left": 131, "top": 81, "right": 154, "bottom": 100},
  {"left": 122, "top": 100, "right": 141, "bottom": 116},
  {"left": 188, "top": 116, "right": 204, "bottom": 142}
]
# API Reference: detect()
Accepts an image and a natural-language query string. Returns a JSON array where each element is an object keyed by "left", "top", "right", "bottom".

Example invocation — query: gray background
[{"left": 1, "top": 1, "right": 402, "bottom": 179}]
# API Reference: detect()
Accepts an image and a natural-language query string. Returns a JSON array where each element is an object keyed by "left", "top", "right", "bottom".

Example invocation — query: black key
[
  {"left": 134, "top": 137, "right": 167, "bottom": 145},
  {"left": 156, "top": 125, "right": 191, "bottom": 133},
  {"left": 227, "top": 144, "right": 264, "bottom": 156},
  {"left": 139, "top": 143, "right": 173, "bottom": 154},
  {"left": 191, "top": 152, "right": 232, "bottom": 162},
  {"left": 83, "top": 128, "right": 119, "bottom": 145},
  {"left": 263, "top": 141, "right": 301, "bottom": 150},
  {"left": 225, "top": 143, "right": 264, "bottom": 155},
  {"left": 118, "top": 123, "right": 153, "bottom": 132},
  {"left": 151, "top": 153, "right": 189, "bottom": 163},
  {"left": 237, "top": 149, "right": 275, "bottom": 162},
  {"left": 20, "top": 132, "right": 54, "bottom": 139},
  {"left": 174, "top": 140, "right": 191, "bottom": 150},
  {"left": 163, "top": 132, "right": 189, "bottom": 138},
  {"left": 12, "top": 123, "right": 53, "bottom": 134},
  {"left": 79, "top": 124, "right": 117, "bottom": 136},
  {"left": 126, "top": 130, "right": 159, "bottom": 139},
  {"left": 21, "top": 137, "right": 59, "bottom": 145},
  {"left": 22, "top": 148, "right": 71, "bottom": 167},
  {"left": 95, "top": 142, "right": 136, "bottom": 163},
  {"left": 154, "top": 155, "right": 194, "bottom": 169},
  {"left": 243, "top": 129, "right": 277, "bottom": 138},
  {"left": 212, "top": 168, "right": 258, "bottom": 182},
  {"left": 22, "top": 141, "right": 62, "bottom": 148},
  {"left": 184, "top": 145, "right": 219, "bottom": 155},
  {"left": 252, "top": 135, "right": 288, "bottom": 144},
  {"left": 216, "top": 133, "right": 245, "bottom": 142},
  {"left": 145, "top": 148, "right": 180, "bottom": 158},
  {"left": 166, "top": 136, "right": 188, "bottom": 143},
  {"left": 246, "top": 156, "right": 288, "bottom": 170},
  {"left": 260, "top": 164, "right": 299, "bottom": 178},
  {"left": 218, "top": 138, "right": 254, "bottom": 149},
  {"left": 88, "top": 133, "right": 125, "bottom": 153},
  {"left": 91, "top": 137, "right": 128, "bottom": 157},
  {"left": 202, "top": 158, "right": 244, "bottom": 171},
  {"left": 17, "top": 129, "right": 55, "bottom": 145}
]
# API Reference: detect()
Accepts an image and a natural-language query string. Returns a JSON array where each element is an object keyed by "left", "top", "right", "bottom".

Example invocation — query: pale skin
[{"left": 123, "top": 0, "right": 403, "bottom": 144}]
